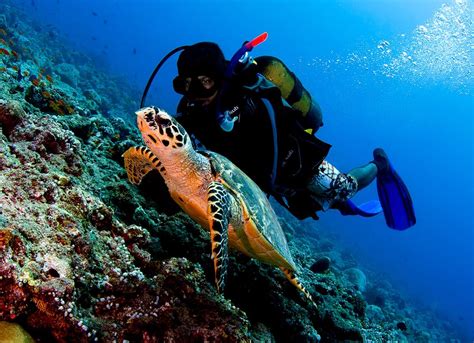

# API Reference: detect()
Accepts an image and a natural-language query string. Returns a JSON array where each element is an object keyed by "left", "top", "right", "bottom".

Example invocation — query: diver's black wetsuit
[
  {"left": 176, "top": 88, "right": 274, "bottom": 190},
  {"left": 176, "top": 84, "right": 331, "bottom": 195}
]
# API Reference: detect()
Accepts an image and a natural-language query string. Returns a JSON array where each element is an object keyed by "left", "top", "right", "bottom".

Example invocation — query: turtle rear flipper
[
  {"left": 207, "top": 181, "right": 231, "bottom": 293},
  {"left": 122, "top": 146, "right": 164, "bottom": 185},
  {"left": 280, "top": 267, "right": 317, "bottom": 308}
]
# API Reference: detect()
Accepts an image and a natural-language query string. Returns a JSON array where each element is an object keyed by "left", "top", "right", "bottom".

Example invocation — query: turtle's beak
[
  {"left": 135, "top": 107, "right": 151, "bottom": 119},
  {"left": 135, "top": 107, "right": 155, "bottom": 133}
]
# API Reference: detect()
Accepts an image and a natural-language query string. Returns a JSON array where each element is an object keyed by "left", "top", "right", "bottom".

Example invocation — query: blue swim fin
[
  {"left": 336, "top": 199, "right": 382, "bottom": 217},
  {"left": 374, "top": 149, "right": 416, "bottom": 230}
]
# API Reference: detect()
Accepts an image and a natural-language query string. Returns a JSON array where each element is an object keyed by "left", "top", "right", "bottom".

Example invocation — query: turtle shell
[{"left": 203, "top": 150, "right": 297, "bottom": 270}]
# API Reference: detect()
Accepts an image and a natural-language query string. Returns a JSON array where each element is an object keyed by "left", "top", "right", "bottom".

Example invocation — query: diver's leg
[
  {"left": 347, "top": 162, "right": 377, "bottom": 190},
  {"left": 306, "top": 161, "right": 359, "bottom": 211}
]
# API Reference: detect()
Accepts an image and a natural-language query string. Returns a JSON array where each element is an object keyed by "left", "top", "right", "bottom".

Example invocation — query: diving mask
[{"left": 173, "top": 75, "right": 218, "bottom": 99}]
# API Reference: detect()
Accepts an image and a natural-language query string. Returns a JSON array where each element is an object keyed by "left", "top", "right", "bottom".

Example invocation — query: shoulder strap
[{"left": 260, "top": 97, "right": 278, "bottom": 191}]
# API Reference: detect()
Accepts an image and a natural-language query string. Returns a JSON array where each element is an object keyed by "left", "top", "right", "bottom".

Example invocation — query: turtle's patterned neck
[{"left": 159, "top": 149, "right": 212, "bottom": 191}]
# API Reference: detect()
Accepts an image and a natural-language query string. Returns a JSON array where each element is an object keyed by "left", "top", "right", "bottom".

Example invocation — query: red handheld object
[{"left": 245, "top": 32, "right": 268, "bottom": 50}]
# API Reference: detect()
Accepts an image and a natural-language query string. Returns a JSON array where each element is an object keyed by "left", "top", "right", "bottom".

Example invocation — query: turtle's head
[{"left": 136, "top": 107, "right": 192, "bottom": 159}]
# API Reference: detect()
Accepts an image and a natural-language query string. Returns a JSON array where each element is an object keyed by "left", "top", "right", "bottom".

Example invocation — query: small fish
[
  {"left": 0, "top": 48, "right": 10, "bottom": 56},
  {"left": 11, "top": 50, "right": 18, "bottom": 58},
  {"left": 46, "top": 74, "right": 53, "bottom": 83},
  {"left": 103, "top": 19, "right": 108, "bottom": 24},
  {"left": 91, "top": 36, "right": 97, "bottom": 41},
  {"left": 16, "top": 66, "right": 22, "bottom": 81},
  {"left": 132, "top": 48, "right": 137, "bottom": 55},
  {"left": 91, "top": 11, "right": 98, "bottom": 16},
  {"left": 0, "top": 29, "right": 7, "bottom": 36}
]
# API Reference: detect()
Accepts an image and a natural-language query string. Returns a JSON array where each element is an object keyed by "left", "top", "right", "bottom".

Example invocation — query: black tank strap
[
  {"left": 260, "top": 98, "right": 279, "bottom": 192},
  {"left": 286, "top": 72, "right": 303, "bottom": 106}
]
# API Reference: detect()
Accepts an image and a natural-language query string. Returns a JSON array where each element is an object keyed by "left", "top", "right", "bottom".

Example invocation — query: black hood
[{"left": 177, "top": 42, "right": 227, "bottom": 81}]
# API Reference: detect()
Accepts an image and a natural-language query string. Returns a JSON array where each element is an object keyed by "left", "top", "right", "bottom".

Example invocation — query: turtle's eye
[{"left": 156, "top": 116, "right": 171, "bottom": 127}]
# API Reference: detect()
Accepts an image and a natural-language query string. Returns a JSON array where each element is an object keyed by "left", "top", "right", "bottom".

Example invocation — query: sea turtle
[{"left": 123, "top": 106, "right": 315, "bottom": 307}]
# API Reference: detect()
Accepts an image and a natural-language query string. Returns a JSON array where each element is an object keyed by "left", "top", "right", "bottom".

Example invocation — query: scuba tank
[{"left": 255, "top": 56, "right": 323, "bottom": 135}]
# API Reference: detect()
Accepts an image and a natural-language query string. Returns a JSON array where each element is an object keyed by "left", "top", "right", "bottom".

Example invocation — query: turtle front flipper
[
  {"left": 207, "top": 181, "right": 231, "bottom": 293},
  {"left": 280, "top": 267, "right": 317, "bottom": 308},
  {"left": 122, "top": 146, "right": 164, "bottom": 185}
]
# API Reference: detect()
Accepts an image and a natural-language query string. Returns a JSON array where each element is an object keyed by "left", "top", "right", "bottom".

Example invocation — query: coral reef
[
  {"left": 309, "top": 256, "right": 331, "bottom": 274},
  {"left": 0, "top": 2, "right": 464, "bottom": 342},
  {"left": 343, "top": 268, "right": 367, "bottom": 292}
]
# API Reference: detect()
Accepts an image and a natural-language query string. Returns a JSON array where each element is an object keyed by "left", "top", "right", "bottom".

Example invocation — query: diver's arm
[{"left": 175, "top": 97, "right": 188, "bottom": 119}]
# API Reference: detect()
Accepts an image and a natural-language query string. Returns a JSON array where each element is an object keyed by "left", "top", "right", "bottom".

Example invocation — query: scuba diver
[{"left": 140, "top": 33, "right": 416, "bottom": 230}]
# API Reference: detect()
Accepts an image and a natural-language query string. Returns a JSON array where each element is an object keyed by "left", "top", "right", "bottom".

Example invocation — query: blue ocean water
[{"left": 17, "top": 0, "right": 473, "bottom": 339}]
